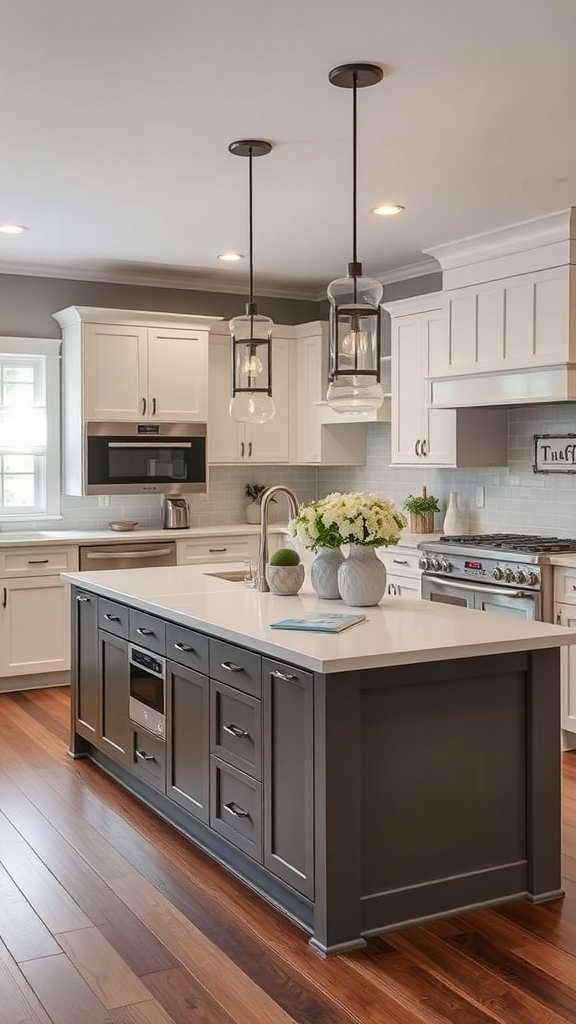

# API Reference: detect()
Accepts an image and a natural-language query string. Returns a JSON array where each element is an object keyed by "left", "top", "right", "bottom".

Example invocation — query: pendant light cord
[
  {"left": 352, "top": 70, "right": 358, "bottom": 266},
  {"left": 248, "top": 146, "right": 254, "bottom": 307}
]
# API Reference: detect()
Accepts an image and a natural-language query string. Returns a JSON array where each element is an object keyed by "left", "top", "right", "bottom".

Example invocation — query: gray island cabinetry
[{"left": 66, "top": 568, "right": 576, "bottom": 955}]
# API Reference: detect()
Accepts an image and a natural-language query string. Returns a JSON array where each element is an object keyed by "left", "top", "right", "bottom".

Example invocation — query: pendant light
[
  {"left": 326, "top": 63, "right": 384, "bottom": 415},
  {"left": 228, "top": 139, "right": 275, "bottom": 424}
]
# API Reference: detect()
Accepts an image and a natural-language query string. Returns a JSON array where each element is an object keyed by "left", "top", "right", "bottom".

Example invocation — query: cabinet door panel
[
  {"left": 208, "top": 337, "right": 242, "bottom": 463},
  {"left": 166, "top": 662, "right": 209, "bottom": 821},
  {"left": 98, "top": 631, "right": 130, "bottom": 765},
  {"left": 83, "top": 324, "right": 147, "bottom": 420},
  {"left": 74, "top": 589, "right": 98, "bottom": 742},
  {"left": 392, "top": 316, "right": 424, "bottom": 465},
  {"left": 249, "top": 337, "right": 290, "bottom": 463},
  {"left": 263, "top": 659, "right": 314, "bottom": 898},
  {"left": 0, "top": 577, "right": 70, "bottom": 677},
  {"left": 147, "top": 330, "right": 208, "bottom": 421}
]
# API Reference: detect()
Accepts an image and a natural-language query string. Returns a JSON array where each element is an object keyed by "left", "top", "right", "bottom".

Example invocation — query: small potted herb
[
  {"left": 245, "top": 482, "right": 274, "bottom": 524},
  {"left": 403, "top": 487, "right": 440, "bottom": 534}
]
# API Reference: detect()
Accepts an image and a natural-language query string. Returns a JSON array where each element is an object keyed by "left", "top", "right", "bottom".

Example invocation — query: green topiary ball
[{"left": 270, "top": 547, "right": 301, "bottom": 566}]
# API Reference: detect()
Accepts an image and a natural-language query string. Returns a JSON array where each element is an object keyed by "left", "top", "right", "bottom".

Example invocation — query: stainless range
[{"left": 418, "top": 534, "right": 576, "bottom": 622}]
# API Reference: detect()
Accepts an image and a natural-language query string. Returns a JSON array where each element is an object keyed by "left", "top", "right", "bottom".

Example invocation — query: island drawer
[
  {"left": 210, "top": 756, "right": 262, "bottom": 861},
  {"left": 166, "top": 623, "right": 209, "bottom": 674},
  {"left": 211, "top": 681, "right": 262, "bottom": 780},
  {"left": 129, "top": 610, "right": 166, "bottom": 655},
  {"left": 130, "top": 727, "right": 166, "bottom": 793},
  {"left": 98, "top": 598, "right": 129, "bottom": 638},
  {"left": 209, "top": 639, "right": 261, "bottom": 698}
]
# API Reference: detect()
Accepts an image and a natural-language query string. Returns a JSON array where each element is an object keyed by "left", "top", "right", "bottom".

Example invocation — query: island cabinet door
[
  {"left": 72, "top": 588, "right": 99, "bottom": 748},
  {"left": 262, "top": 658, "right": 314, "bottom": 899},
  {"left": 98, "top": 631, "right": 130, "bottom": 766},
  {"left": 166, "top": 661, "right": 210, "bottom": 822}
]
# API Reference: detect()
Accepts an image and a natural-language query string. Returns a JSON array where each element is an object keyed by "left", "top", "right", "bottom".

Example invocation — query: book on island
[{"left": 270, "top": 613, "right": 366, "bottom": 633}]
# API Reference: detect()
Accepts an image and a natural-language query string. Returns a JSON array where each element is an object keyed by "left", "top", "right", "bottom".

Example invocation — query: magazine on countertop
[{"left": 270, "top": 613, "right": 367, "bottom": 633}]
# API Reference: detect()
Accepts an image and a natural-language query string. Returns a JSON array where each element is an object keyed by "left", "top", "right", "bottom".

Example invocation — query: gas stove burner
[{"left": 438, "top": 533, "right": 576, "bottom": 554}]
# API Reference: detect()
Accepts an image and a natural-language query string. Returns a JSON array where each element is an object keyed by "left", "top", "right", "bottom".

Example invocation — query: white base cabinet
[
  {"left": 378, "top": 546, "right": 422, "bottom": 600},
  {"left": 384, "top": 294, "right": 508, "bottom": 467},
  {"left": 0, "top": 545, "right": 78, "bottom": 681}
]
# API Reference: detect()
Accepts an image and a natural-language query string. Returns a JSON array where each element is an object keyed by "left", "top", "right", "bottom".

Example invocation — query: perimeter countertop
[
  {"left": 0, "top": 524, "right": 283, "bottom": 547},
  {"left": 61, "top": 561, "right": 576, "bottom": 675}
]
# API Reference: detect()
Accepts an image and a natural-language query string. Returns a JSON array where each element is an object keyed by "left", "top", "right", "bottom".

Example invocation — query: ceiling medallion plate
[
  {"left": 228, "top": 139, "right": 273, "bottom": 158},
  {"left": 328, "top": 62, "right": 384, "bottom": 89}
]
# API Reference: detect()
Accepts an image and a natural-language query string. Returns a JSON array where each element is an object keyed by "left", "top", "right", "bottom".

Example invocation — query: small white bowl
[{"left": 108, "top": 521, "right": 139, "bottom": 532}]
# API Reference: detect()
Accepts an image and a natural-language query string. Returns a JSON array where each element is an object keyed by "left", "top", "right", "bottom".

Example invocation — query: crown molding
[
  {"left": 0, "top": 259, "right": 322, "bottom": 302},
  {"left": 375, "top": 257, "right": 441, "bottom": 285},
  {"left": 424, "top": 208, "right": 576, "bottom": 271}
]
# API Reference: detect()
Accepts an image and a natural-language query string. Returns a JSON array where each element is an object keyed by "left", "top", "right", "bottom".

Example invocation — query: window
[{"left": 0, "top": 338, "right": 60, "bottom": 519}]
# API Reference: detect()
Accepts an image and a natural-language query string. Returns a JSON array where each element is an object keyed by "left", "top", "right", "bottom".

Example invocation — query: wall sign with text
[{"left": 533, "top": 434, "right": 576, "bottom": 473}]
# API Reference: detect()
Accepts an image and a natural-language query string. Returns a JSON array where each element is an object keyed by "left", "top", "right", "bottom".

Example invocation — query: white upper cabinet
[
  {"left": 208, "top": 334, "right": 290, "bottom": 464},
  {"left": 385, "top": 294, "right": 508, "bottom": 468},
  {"left": 54, "top": 307, "right": 221, "bottom": 423}
]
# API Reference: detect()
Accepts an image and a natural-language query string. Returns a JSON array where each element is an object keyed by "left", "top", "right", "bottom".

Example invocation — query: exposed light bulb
[
  {"left": 240, "top": 351, "right": 263, "bottom": 379},
  {"left": 341, "top": 329, "right": 368, "bottom": 357}
]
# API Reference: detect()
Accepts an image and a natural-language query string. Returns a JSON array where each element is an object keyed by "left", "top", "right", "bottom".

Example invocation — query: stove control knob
[
  {"left": 515, "top": 570, "right": 526, "bottom": 584},
  {"left": 418, "top": 556, "right": 429, "bottom": 570},
  {"left": 492, "top": 567, "right": 504, "bottom": 581},
  {"left": 504, "top": 567, "right": 515, "bottom": 583},
  {"left": 432, "top": 558, "right": 442, "bottom": 571},
  {"left": 526, "top": 571, "right": 539, "bottom": 586},
  {"left": 439, "top": 559, "right": 452, "bottom": 572}
]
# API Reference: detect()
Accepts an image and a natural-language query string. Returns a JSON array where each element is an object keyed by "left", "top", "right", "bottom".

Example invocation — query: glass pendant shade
[
  {"left": 327, "top": 270, "right": 384, "bottom": 415},
  {"left": 229, "top": 309, "right": 275, "bottom": 424}
]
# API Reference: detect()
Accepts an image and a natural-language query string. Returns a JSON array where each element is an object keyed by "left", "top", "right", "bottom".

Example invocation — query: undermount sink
[{"left": 203, "top": 569, "right": 246, "bottom": 583}]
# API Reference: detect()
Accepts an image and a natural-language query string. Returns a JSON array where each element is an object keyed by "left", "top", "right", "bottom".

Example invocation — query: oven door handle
[{"left": 425, "top": 576, "right": 532, "bottom": 599}]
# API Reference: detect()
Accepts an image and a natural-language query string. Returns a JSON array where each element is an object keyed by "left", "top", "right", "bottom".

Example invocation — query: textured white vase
[
  {"left": 442, "top": 492, "right": 465, "bottom": 535},
  {"left": 265, "top": 563, "right": 305, "bottom": 596},
  {"left": 337, "top": 545, "right": 387, "bottom": 607},
  {"left": 310, "top": 547, "right": 344, "bottom": 600}
]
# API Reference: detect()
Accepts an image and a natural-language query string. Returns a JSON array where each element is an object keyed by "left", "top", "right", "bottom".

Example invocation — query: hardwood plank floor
[{"left": 1, "top": 686, "right": 576, "bottom": 1024}]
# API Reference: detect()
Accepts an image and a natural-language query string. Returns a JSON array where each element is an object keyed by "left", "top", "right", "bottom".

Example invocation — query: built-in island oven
[
  {"left": 418, "top": 534, "right": 576, "bottom": 623},
  {"left": 128, "top": 644, "right": 166, "bottom": 739}
]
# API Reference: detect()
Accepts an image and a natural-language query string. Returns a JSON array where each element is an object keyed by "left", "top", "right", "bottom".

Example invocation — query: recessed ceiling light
[
  {"left": 371, "top": 204, "right": 405, "bottom": 217},
  {"left": 0, "top": 223, "right": 28, "bottom": 234},
  {"left": 217, "top": 252, "right": 244, "bottom": 262}
]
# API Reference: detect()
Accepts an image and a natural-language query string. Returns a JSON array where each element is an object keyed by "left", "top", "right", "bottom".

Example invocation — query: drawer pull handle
[
  {"left": 104, "top": 613, "right": 120, "bottom": 622},
  {"left": 415, "top": 439, "right": 421, "bottom": 457},
  {"left": 557, "top": 613, "right": 562, "bottom": 625},
  {"left": 135, "top": 749, "right": 156, "bottom": 762},
  {"left": 572, "top": 585, "right": 576, "bottom": 591},
  {"left": 209, "top": 547, "right": 227, "bottom": 553},
  {"left": 174, "top": 642, "right": 194, "bottom": 652},
  {"left": 152, "top": 397, "right": 157, "bottom": 416},
  {"left": 421, "top": 439, "right": 428, "bottom": 456},
  {"left": 141, "top": 397, "right": 147, "bottom": 415},
  {"left": 27, "top": 558, "right": 50, "bottom": 565},
  {"left": 221, "top": 661, "right": 243, "bottom": 673},
  {"left": 1, "top": 587, "right": 6, "bottom": 609},
  {"left": 223, "top": 724, "right": 249, "bottom": 738},
  {"left": 76, "top": 594, "right": 90, "bottom": 602},
  {"left": 393, "top": 559, "right": 408, "bottom": 565},
  {"left": 136, "top": 627, "right": 155, "bottom": 637},
  {"left": 272, "top": 670, "right": 297, "bottom": 682},
  {"left": 224, "top": 801, "right": 250, "bottom": 819}
]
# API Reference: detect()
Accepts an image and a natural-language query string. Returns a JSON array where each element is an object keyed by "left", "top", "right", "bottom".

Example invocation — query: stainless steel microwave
[{"left": 84, "top": 422, "right": 207, "bottom": 495}]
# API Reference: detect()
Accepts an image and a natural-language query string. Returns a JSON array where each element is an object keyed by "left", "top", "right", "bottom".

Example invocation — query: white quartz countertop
[
  {"left": 61, "top": 561, "right": 576, "bottom": 674},
  {"left": 0, "top": 524, "right": 283, "bottom": 547}
]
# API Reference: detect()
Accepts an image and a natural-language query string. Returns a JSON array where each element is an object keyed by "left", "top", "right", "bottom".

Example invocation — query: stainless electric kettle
[{"left": 162, "top": 496, "right": 191, "bottom": 529}]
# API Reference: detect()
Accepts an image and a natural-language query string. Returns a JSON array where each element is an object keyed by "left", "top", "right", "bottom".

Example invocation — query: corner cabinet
[
  {"left": 384, "top": 294, "right": 508, "bottom": 468},
  {"left": 208, "top": 333, "right": 291, "bottom": 464},
  {"left": 54, "top": 306, "right": 222, "bottom": 423}
]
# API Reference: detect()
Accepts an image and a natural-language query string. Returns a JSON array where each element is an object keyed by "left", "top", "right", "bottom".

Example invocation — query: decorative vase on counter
[
  {"left": 265, "top": 563, "right": 305, "bottom": 596},
  {"left": 442, "top": 492, "right": 465, "bottom": 536},
  {"left": 245, "top": 501, "right": 261, "bottom": 525},
  {"left": 337, "top": 545, "right": 387, "bottom": 607},
  {"left": 310, "top": 547, "right": 344, "bottom": 600}
]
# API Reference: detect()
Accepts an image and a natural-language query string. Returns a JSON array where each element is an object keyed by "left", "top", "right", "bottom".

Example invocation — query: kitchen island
[{"left": 63, "top": 562, "right": 576, "bottom": 955}]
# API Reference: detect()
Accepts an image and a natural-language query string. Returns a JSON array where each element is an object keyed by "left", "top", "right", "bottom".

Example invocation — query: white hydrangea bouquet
[{"left": 289, "top": 491, "right": 407, "bottom": 551}]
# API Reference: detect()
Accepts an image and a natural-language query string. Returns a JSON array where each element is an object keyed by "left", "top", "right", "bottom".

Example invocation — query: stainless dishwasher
[{"left": 79, "top": 541, "right": 177, "bottom": 571}]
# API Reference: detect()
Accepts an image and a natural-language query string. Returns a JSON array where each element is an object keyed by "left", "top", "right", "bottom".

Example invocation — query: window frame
[{"left": 0, "top": 337, "right": 61, "bottom": 522}]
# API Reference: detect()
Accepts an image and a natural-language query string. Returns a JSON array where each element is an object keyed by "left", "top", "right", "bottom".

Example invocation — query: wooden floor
[{"left": 1, "top": 688, "right": 576, "bottom": 1024}]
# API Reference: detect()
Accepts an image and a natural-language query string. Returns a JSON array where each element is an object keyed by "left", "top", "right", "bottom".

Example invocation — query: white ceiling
[{"left": 1, "top": 0, "right": 576, "bottom": 300}]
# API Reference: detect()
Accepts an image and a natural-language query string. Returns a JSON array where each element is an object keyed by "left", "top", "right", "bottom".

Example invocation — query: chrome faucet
[{"left": 255, "top": 485, "right": 299, "bottom": 592}]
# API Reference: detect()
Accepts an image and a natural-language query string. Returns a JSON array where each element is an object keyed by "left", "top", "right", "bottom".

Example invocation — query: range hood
[{"left": 424, "top": 208, "right": 576, "bottom": 408}]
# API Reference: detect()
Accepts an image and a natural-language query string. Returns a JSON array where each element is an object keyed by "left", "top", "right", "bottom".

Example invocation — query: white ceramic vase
[
  {"left": 337, "top": 545, "right": 387, "bottom": 607},
  {"left": 245, "top": 501, "right": 261, "bottom": 525},
  {"left": 310, "top": 547, "right": 344, "bottom": 600},
  {"left": 265, "top": 563, "right": 305, "bottom": 596},
  {"left": 442, "top": 492, "right": 465, "bottom": 535}
]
